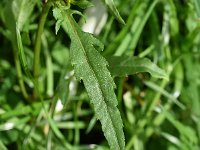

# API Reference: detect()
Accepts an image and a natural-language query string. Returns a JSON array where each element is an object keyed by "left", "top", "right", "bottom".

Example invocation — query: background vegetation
[{"left": 0, "top": 0, "right": 200, "bottom": 149}]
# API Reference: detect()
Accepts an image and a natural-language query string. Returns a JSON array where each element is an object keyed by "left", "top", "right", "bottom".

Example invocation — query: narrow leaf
[
  {"left": 107, "top": 56, "right": 168, "bottom": 79},
  {"left": 53, "top": 6, "right": 125, "bottom": 150},
  {"left": 103, "top": 0, "right": 125, "bottom": 24},
  {"left": 193, "top": 0, "right": 200, "bottom": 17},
  {"left": 144, "top": 81, "right": 185, "bottom": 109},
  {"left": 12, "top": 0, "right": 37, "bottom": 30},
  {"left": 0, "top": 141, "right": 7, "bottom": 150},
  {"left": 71, "top": 0, "right": 93, "bottom": 9},
  {"left": 16, "top": 25, "right": 73, "bottom": 150}
]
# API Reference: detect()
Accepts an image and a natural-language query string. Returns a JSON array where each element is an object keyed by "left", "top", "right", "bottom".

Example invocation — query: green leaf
[
  {"left": 107, "top": 56, "right": 168, "bottom": 79},
  {"left": 16, "top": 24, "right": 73, "bottom": 150},
  {"left": 114, "top": 0, "right": 158, "bottom": 56},
  {"left": 53, "top": 6, "right": 125, "bottom": 150},
  {"left": 0, "top": 141, "right": 7, "bottom": 150},
  {"left": 103, "top": 0, "right": 125, "bottom": 24},
  {"left": 144, "top": 81, "right": 185, "bottom": 109},
  {"left": 12, "top": 0, "right": 37, "bottom": 31},
  {"left": 0, "top": 117, "right": 31, "bottom": 131},
  {"left": 53, "top": 6, "right": 64, "bottom": 34},
  {"left": 16, "top": 27, "right": 33, "bottom": 79},
  {"left": 161, "top": 106, "right": 198, "bottom": 148},
  {"left": 71, "top": 0, "right": 93, "bottom": 9},
  {"left": 2, "top": 0, "right": 36, "bottom": 41},
  {"left": 2, "top": 0, "right": 36, "bottom": 100},
  {"left": 193, "top": 0, "right": 200, "bottom": 17}
]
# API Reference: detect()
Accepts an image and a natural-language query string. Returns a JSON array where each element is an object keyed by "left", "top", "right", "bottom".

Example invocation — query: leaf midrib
[{"left": 66, "top": 12, "right": 120, "bottom": 148}]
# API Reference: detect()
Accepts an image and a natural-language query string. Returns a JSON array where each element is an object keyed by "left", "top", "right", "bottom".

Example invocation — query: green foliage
[
  {"left": 1, "top": 0, "right": 200, "bottom": 150},
  {"left": 193, "top": 0, "right": 200, "bottom": 17},
  {"left": 103, "top": 0, "right": 125, "bottom": 24},
  {"left": 107, "top": 56, "right": 168, "bottom": 79},
  {"left": 53, "top": 4, "right": 125, "bottom": 149}
]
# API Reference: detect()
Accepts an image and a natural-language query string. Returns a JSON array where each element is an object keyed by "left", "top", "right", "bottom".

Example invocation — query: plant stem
[
  {"left": 33, "top": 1, "right": 51, "bottom": 99},
  {"left": 13, "top": 47, "right": 29, "bottom": 100}
]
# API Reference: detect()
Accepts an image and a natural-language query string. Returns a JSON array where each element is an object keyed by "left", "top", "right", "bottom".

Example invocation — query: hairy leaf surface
[{"left": 53, "top": 7, "right": 125, "bottom": 150}]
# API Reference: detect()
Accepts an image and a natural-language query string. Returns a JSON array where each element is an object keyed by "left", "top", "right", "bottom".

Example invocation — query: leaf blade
[
  {"left": 107, "top": 56, "right": 168, "bottom": 79},
  {"left": 53, "top": 7, "right": 125, "bottom": 149},
  {"left": 103, "top": 0, "right": 125, "bottom": 24},
  {"left": 12, "top": 0, "right": 37, "bottom": 30}
]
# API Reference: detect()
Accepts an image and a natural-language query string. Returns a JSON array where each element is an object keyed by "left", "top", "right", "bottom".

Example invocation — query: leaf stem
[{"left": 33, "top": 1, "right": 51, "bottom": 98}]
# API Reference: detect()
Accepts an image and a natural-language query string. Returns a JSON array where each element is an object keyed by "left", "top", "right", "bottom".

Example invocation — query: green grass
[{"left": 0, "top": 0, "right": 200, "bottom": 149}]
